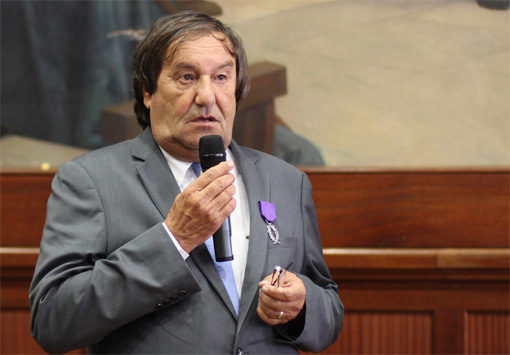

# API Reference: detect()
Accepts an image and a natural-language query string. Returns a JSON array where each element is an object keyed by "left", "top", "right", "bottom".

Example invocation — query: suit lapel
[
  {"left": 189, "top": 244, "right": 238, "bottom": 318},
  {"left": 230, "top": 142, "right": 271, "bottom": 329},
  {"left": 133, "top": 130, "right": 239, "bottom": 318},
  {"left": 133, "top": 129, "right": 181, "bottom": 219}
]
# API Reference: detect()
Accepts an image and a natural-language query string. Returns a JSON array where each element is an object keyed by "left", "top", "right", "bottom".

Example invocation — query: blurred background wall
[{"left": 1, "top": 0, "right": 508, "bottom": 168}]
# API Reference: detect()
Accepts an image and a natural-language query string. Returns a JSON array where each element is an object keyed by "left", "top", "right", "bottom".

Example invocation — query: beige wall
[{"left": 219, "top": 0, "right": 509, "bottom": 168}]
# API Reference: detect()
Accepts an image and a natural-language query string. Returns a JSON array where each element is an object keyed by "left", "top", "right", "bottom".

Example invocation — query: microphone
[{"left": 199, "top": 135, "right": 234, "bottom": 262}]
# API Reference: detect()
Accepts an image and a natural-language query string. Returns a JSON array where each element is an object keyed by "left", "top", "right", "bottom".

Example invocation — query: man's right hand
[{"left": 165, "top": 161, "right": 236, "bottom": 253}]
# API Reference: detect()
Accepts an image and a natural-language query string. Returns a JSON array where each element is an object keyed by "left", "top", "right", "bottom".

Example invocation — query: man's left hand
[{"left": 257, "top": 272, "right": 306, "bottom": 325}]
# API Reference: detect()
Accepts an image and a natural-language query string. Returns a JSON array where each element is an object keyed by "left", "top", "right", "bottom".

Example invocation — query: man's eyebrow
[
  {"left": 172, "top": 62, "right": 195, "bottom": 70},
  {"left": 217, "top": 61, "right": 235, "bottom": 70},
  {"left": 172, "top": 61, "right": 235, "bottom": 71}
]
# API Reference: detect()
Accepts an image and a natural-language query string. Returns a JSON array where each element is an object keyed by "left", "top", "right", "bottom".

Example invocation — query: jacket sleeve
[
  {"left": 29, "top": 160, "right": 201, "bottom": 354},
  {"left": 275, "top": 172, "right": 344, "bottom": 352}
]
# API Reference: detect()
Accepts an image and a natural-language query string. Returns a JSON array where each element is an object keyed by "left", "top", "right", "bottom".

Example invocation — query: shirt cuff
[{"left": 161, "top": 222, "right": 189, "bottom": 260}]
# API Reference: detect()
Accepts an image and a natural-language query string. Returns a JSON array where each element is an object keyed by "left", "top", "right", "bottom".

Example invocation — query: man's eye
[
  {"left": 216, "top": 74, "right": 227, "bottom": 81},
  {"left": 180, "top": 74, "right": 194, "bottom": 82}
]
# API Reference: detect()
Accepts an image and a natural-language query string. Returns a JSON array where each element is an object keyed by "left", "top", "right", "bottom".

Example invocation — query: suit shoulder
[
  {"left": 62, "top": 139, "right": 134, "bottom": 174},
  {"left": 235, "top": 144, "right": 304, "bottom": 177}
]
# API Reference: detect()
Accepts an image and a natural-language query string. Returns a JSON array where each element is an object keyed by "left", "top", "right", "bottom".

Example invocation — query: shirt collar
[{"left": 159, "top": 148, "right": 192, "bottom": 189}]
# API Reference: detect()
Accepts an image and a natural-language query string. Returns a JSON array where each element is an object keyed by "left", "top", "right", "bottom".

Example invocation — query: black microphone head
[
  {"left": 199, "top": 135, "right": 224, "bottom": 155},
  {"left": 199, "top": 135, "right": 226, "bottom": 171}
]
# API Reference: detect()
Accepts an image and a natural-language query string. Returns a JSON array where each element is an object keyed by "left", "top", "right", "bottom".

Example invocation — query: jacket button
[
  {"left": 156, "top": 297, "right": 172, "bottom": 309},
  {"left": 235, "top": 347, "right": 244, "bottom": 355}
]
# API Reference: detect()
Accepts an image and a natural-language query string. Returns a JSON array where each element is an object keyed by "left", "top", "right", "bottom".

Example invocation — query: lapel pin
[{"left": 258, "top": 201, "right": 280, "bottom": 244}]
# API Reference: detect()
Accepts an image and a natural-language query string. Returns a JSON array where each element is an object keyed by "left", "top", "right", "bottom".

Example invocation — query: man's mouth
[{"left": 193, "top": 116, "right": 217, "bottom": 123}]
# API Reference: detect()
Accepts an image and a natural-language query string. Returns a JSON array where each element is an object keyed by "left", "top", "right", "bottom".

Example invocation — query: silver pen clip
[
  {"left": 271, "top": 263, "right": 292, "bottom": 288},
  {"left": 271, "top": 266, "right": 283, "bottom": 287}
]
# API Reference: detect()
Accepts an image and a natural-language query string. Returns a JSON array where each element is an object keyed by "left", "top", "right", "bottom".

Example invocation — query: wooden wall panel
[
  {"left": 332, "top": 272, "right": 509, "bottom": 354},
  {"left": 1, "top": 309, "right": 85, "bottom": 354},
  {"left": 0, "top": 173, "right": 53, "bottom": 247},
  {"left": 2, "top": 309, "right": 47, "bottom": 355},
  {"left": 306, "top": 169, "right": 510, "bottom": 248},
  {"left": 465, "top": 312, "right": 510, "bottom": 354},
  {"left": 325, "top": 312, "right": 433, "bottom": 354}
]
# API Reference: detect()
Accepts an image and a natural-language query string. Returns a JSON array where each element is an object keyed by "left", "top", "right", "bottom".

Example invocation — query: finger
[
  {"left": 267, "top": 273, "right": 306, "bottom": 302},
  {"left": 258, "top": 285, "right": 287, "bottom": 314},
  {"left": 258, "top": 296, "right": 300, "bottom": 325},
  {"left": 189, "top": 169, "right": 236, "bottom": 212},
  {"left": 165, "top": 185, "right": 235, "bottom": 251},
  {"left": 257, "top": 295, "right": 283, "bottom": 325},
  {"left": 260, "top": 283, "right": 294, "bottom": 303},
  {"left": 203, "top": 191, "right": 237, "bottom": 229},
  {"left": 177, "top": 167, "right": 234, "bottom": 218},
  {"left": 207, "top": 179, "right": 237, "bottom": 212},
  {"left": 257, "top": 302, "right": 275, "bottom": 325},
  {"left": 257, "top": 294, "right": 293, "bottom": 325},
  {"left": 192, "top": 161, "right": 234, "bottom": 191},
  {"left": 259, "top": 289, "right": 300, "bottom": 316},
  {"left": 259, "top": 282, "right": 306, "bottom": 315},
  {"left": 257, "top": 306, "right": 282, "bottom": 325},
  {"left": 258, "top": 274, "right": 272, "bottom": 289}
]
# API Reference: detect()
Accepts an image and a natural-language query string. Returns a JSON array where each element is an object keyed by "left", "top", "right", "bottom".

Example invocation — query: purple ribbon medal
[{"left": 258, "top": 201, "right": 280, "bottom": 244}]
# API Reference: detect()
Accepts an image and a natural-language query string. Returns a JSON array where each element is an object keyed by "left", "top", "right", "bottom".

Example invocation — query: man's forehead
[{"left": 164, "top": 32, "right": 235, "bottom": 63}]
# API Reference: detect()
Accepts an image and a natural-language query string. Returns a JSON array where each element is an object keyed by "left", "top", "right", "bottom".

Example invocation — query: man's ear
[{"left": 142, "top": 85, "right": 152, "bottom": 109}]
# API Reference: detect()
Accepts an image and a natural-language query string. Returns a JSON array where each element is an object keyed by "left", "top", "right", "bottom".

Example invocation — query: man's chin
[{"left": 192, "top": 129, "right": 228, "bottom": 144}]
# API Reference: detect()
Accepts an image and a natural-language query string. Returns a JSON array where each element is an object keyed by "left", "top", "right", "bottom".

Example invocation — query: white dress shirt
[{"left": 160, "top": 147, "right": 250, "bottom": 297}]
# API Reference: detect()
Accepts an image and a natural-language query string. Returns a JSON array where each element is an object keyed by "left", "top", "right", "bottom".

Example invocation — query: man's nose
[{"left": 195, "top": 77, "right": 215, "bottom": 107}]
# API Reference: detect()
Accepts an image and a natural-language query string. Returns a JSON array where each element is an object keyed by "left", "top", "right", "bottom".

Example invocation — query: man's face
[{"left": 143, "top": 33, "right": 237, "bottom": 161}]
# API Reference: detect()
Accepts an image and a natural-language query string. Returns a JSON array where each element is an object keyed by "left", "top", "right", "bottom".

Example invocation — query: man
[{"left": 30, "top": 12, "right": 343, "bottom": 354}]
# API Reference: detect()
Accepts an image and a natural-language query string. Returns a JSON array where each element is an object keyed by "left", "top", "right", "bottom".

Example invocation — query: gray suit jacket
[{"left": 29, "top": 128, "right": 343, "bottom": 354}]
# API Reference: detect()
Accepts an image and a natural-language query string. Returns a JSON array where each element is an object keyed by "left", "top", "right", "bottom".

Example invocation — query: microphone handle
[
  {"left": 213, "top": 218, "right": 233, "bottom": 262},
  {"left": 199, "top": 146, "right": 233, "bottom": 262}
]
